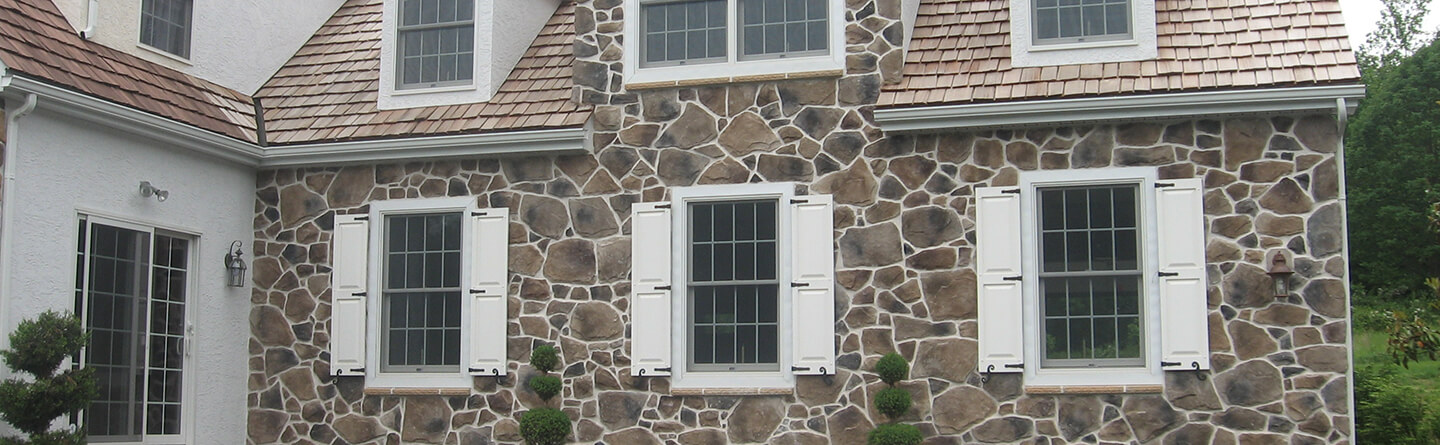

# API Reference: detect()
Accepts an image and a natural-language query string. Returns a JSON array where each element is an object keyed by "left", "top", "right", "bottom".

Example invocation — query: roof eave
[
  {"left": 874, "top": 84, "right": 1368, "bottom": 133},
  {"left": 257, "top": 125, "right": 590, "bottom": 168}
]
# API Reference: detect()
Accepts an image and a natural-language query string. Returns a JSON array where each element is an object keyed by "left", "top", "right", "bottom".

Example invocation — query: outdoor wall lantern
[
  {"left": 138, "top": 181, "right": 169, "bottom": 202},
  {"left": 225, "top": 240, "right": 248, "bottom": 288},
  {"left": 1267, "top": 250, "right": 1294, "bottom": 298}
]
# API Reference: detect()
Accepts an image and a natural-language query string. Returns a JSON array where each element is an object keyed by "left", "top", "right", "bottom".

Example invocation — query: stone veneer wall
[{"left": 245, "top": 0, "right": 1353, "bottom": 443}]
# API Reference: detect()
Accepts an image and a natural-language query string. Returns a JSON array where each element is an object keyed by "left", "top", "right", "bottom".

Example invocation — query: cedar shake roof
[
  {"left": 0, "top": 0, "right": 257, "bottom": 142},
  {"left": 880, "top": 0, "right": 1363, "bottom": 108},
  {"left": 253, "top": 0, "right": 589, "bottom": 146}
]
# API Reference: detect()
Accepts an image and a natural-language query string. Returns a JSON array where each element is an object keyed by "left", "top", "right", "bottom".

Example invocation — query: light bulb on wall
[{"left": 139, "top": 181, "right": 169, "bottom": 202}]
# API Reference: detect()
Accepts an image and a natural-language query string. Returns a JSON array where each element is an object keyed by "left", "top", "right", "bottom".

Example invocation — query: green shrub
[
  {"left": 0, "top": 312, "right": 87, "bottom": 378},
  {"left": 530, "top": 375, "right": 562, "bottom": 401},
  {"left": 519, "top": 407, "right": 571, "bottom": 445},
  {"left": 1356, "top": 363, "right": 1440, "bottom": 444},
  {"left": 874, "top": 387, "right": 912, "bottom": 420},
  {"left": 875, "top": 353, "right": 908, "bottom": 385},
  {"left": 866, "top": 423, "right": 922, "bottom": 445},
  {"left": 0, "top": 311, "right": 95, "bottom": 442},
  {"left": 530, "top": 345, "right": 559, "bottom": 373}
]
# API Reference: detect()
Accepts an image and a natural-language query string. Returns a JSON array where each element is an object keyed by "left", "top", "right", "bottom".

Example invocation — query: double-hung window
[
  {"left": 139, "top": 0, "right": 192, "bottom": 58},
  {"left": 625, "top": 0, "right": 844, "bottom": 85},
  {"left": 1032, "top": 0, "right": 1131, "bottom": 44},
  {"left": 1008, "top": 0, "right": 1156, "bottom": 67},
  {"left": 396, "top": 0, "right": 475, "bottom": 89},
  {"left": 74, "top": 216, "right": 193, "bottom": 442},
  {"left": 329, "top": 198, "right": 509, "bottom": 388},
  {"left": 975, "top": 168, "right": 1209, "bottom": 387},
  {"left": 630, "top": 184, "right": 835, "bottom": 390}
]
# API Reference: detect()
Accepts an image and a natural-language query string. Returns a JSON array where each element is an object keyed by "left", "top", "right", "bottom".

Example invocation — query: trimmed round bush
[
  {"left": 530, "top": 345, "right": 560, "bottom": 373},
  {"left": 874, "top": 387, "right": 912, "bottom": 420},
  {"left": 875, "top": 353, "right": 909, "bottom": 385},
  {"left": 518, "top": 407, "right": 571, "bottom": 445},
  {"left": 867, "top": 423, "right": 922, "bottom": 445},
  {"left": 529, "top": 375, "right": 562, "bottom": 401}
]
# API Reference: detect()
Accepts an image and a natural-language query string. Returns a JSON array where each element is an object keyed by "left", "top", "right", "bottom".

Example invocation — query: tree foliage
[
  {"left": 0, "top": 311, "right": 96, "bottom": 444},
  {"left": 1357, "top": 0, "right": 1436, "bottom": 80}
]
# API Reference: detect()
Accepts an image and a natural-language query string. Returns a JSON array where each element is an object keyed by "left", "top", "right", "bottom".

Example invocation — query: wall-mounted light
[
  {"left": 1267, "top": 251, "right": 1294, "bottom": 298},
  {"left": 224, "top": 241, "right": 248, "bottom": 288},
  {"left": 139, "top": 181, "right": 169, "bottom": 202}
]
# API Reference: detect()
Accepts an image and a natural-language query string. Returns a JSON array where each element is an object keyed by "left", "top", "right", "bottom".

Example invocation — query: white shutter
[
  {"left": 330, "top": 214, "right": 369, "bottom": 377},
  {"left": 469, "top": 209, "right": 509, "bottom": 376},
  {"left": 630, "top": 202, "right": 673, "bottom": 377},
  {"left": 1156, "top": 178, "right": 1210, "bottom": 371},
  {"left": 791, "top": 195, "right": 836, "bottom": 376},
  {"left": 975, "top": 187, "right": 1025, "bottom": 374}
]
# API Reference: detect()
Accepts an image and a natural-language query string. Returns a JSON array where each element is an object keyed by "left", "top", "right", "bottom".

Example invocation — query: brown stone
[
  {"left": 597, "top": 238, "right": 630, "bottom": 282},
  {"left": 1255, "top": 213, "right": 1303, "bottom": 236},
  {"left": 544, "top": 239, "right": 596, "bottom": 284},
  {"left": 698, "top": 158, "right": 750, "bottom": 184},
  {"left": 1165, "top": 371, "right": 1222, "bottom": 410},
  {"left": 1210, "top": 215, "right": 1252, "bottom": 239},
  {"left": 1005, "top": 141, "right": 1038, "bottom": 170},
  {"left": 794, "top": 107, "right": 844, "bottom": 140},
  {"left": 756, "top": 154, "right": 814, "bottom": 182},
  {"left": 1229, "top": 321, "right": 1278, "bottom": 360},
  {"left": 796, "top": 370, "right": 847, "bottom": 406},
  {"left": 1117, "top": 122, "right": 1165, "bottom": 146},
  {"left": 932, "top": 386, "right": 997, "bottom": 434},
  {"left": 248, "top": 409, "right": 289, "bottom": 443},
  {"left": 333, "top": 414, "right": 386, "bottom": 443},
  {"left": 922, "top": 269, "right": 977, "bottom": 320},
  {"left": 502, "top": 157, "right": 555, "bottom": 182},
  {"left": 826, "top": 405, "right": 874, "bottom": 445},
  {"left": 890, "top": 156, "right": 938, "bottom": 189},
  {"left": 973, "top": 139, "right": 1004, "bottom": 168},
  {"left": 727, "top": 397, "right": 785, "bottom": 442},
  {"left": 1297, "top": 345, "right": 1348, "bottom": 373},
  {"left": 1307, "top": 203, "right": 1343, "bottom": 258},
  {"left": 678, "top": 429, "right": 728, "bottom": 445},
  {"left": 278, "top": 367, "right": 316, "bottom": 400},
  {"left": 907, "top": 247, "right": 957, "bottom": 270},
  {"left": 1222, "top": 263, "right": 1272, "bottom": 308},
  {"left": 1207, "top": 240, "right": 1241, "bottom": 262},
  {"left": 252, "top": 306, "right": 295, "bottom": 347},
  {"left": 326, "top": 166, "right": 375, "bottom": 208},
  {"left": 771, "top": 431, "right": 829, "bottom": 445},
  {"left": 1072, "top": 128, "right": 1114, "bottom": 168},
  {"left": 815, "top": 161, "right": 878, "bottom": 205},
  {"left": 1301, "top": 278, "right": 1347, "bottom": 318},
  {"left": 718, "top": 112, "right": 781, "bottom": 156},
  {"left": 972, "top": 417, "right": 1033, "bottom": 443},
  {"left": 400, "top": 397, "right": 452, "bottom": 443},
  {"left": 657, "top": 149, "right": 710, "bottom": 186},
  {"left": 569, "top": 197, "right": 618, "bottom": 238},
  {"left": 571, "top": 301, "right": 623, "bottom": 340},
  {"left": 838, "top": 224, "right": 903, "bottom": 267},
  {"left": 1224, "top": 119, "right": 1271, "bottom": 170},
  {"left": 1311, "top": 158, "right": 1338, "bottom": 201},
  {"left": 1239, "top": 160, "right": 1293, "bottom": 183},
  {"left": 1122, "top": 395, "right": 1182, "bottom": 442},
  {"left": 619, "top": 123, "right": 660, "bottom": 146},
  {"left": 1285, "top": 392, "right": 1324, "bottom": 421},
  {"left": 1163, "top": 423, "right": 1214, "bottom": 445},
  {"left": 910, "top": 338, "right": 976, "bottom": 382},
  {"left": 1294, "top": 115, "right": 1339, "bottom": 153},
  {"left": 900, "top": 206, "right": 962, "bottom": 248},
  {"left": 1115, "top": 146, "right": 1175, "bottom": 166},
  {"left": 1253, "top": 304, "right": 1310, "bottom": 326},
  {"left": 657, "top": 105, "right": 719, "bottom": 149},
  {"left": 1258, "top": 178, "right": 1313, "bottom": 214},
  {"left": 520, "top": 195, "right": 569, "bottom": 239},
  {"left": 279, "top": 184, "right": 327, "bottom": 227},
  {"left": 604, "top": 427, "right": 663, "bottom": 445},
  {"left": 1057, "top": 396, "right": 1103, "bottom": 441},
  {"left": 1214, "top": 360, "right": 1283, "bottom": 406},
  {"left": 1214, "top": 407, "right": 1267, "bottom": 431}
]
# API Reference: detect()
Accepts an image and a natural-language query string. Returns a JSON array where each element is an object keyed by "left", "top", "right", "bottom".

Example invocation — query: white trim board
[{"left": 873, "top": 85, "right": 1368, "bottom": 133}]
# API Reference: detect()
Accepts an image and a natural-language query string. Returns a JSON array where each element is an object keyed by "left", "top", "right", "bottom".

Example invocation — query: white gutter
[
  {"left": 1335, "top": 97, "right": 1357, "bottom": 440},
  {"left": 259, "top": 127, "right": 588, "bottom": 167},
  {"left": 79, "top": 0, "right": 98, "bottom": 39},
  {"left": 1, "top": 92, "right": 38, "bottom": 339},
  {"left": 874, "top": 85, "right": 1368, "bottom": 132}
]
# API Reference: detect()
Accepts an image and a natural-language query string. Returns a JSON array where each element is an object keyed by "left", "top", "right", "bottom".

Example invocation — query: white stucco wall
[
  {"left": 3, "top": 101, "right": 253, "bottom": 443},
  {"left": 53, "top": 0, "right": 344, "bottom": 94}
]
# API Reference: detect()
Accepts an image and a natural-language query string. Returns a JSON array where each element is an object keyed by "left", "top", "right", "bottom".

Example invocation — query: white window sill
[
  {"left": 626, "top": 56, "right": 844, "bottom": 88},
  {"left": 1026, "top": 367, "right": 1162, "bottom": 388},
  {"left": 391, "top": 83, "right": 478, "bottom": 96},
  {"left": 136, "top": 43, "right": 192, "bottom": 65},
  {"left": 670, "top": 387, "right": 794, "bottom": 396},
  {"left": 368, "top": 373, "right": 473, "bottom": 389},
  {"left": 1024, "top": 384, "right": 1163, "bottom": 395},
  {"left": 1028, "top": 39, "right": 1140, "bottom": 53},
  {"left": 363, "top": 386, "right": 473, "bottom": 396},
  {"left": 669, "top": 371, "right": 794, "bottom": 391}
]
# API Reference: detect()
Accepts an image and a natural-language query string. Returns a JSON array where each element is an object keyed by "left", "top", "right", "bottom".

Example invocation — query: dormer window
[
  {"left": 1032, "top": 0, "right": 1130, "bottom": 44},
  {"left": 139, "top": 0, "right": 192, "bottom": 58},
  {"left": 625, "top": 0, "right": 844, "bottom": 86},
  {"left": 1008, "top": 0, "right": 1156, "bottom": 67},
  {"left": 397, "top": 0, "right": 475, "bottom": 89}
]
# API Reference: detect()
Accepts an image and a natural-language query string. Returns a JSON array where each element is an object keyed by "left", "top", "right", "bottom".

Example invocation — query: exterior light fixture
[
  {"left": 224, "top": 241, "right": 248, "bottom": 288},
  {"left": 1267, "top": 251, "right": 1294, "bottom": 298},
  {"left": 138, "top": 181, "right": 169, "bottom": 202}
]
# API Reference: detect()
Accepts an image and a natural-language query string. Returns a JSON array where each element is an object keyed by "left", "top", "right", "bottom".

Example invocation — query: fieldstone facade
[{"left": 245, "top": 1, "right": 1353, "bottom": 444}]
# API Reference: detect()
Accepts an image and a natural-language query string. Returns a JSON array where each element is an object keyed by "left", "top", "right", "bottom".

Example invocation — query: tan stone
[{"left": 932, "top": 386, "right": 996, "bottom": 433}]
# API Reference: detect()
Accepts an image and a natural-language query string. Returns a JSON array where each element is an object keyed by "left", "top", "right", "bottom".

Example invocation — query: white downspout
[
  {"left": 1334, "top": 98, "right": 1357, "bottom": 439},
  {"left": 79, "top": 0, "right": 98, "bottom": 39},
  {"left": 0, "top": 93, "right": 38, "bottom": 346}
]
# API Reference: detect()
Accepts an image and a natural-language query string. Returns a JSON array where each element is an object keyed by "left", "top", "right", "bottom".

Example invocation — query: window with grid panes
[
  {"left": 688, "top": 200, "right": 780, "bottom": 371},
  {"left": 382, "top": 213, "right": 463, "bottom": 372},
  {"left": 140, "top": 0, "right": 192, "bottom": 58},
  {"left": 640, "top": 0, "right": 829, "bottom": 67},
  {"left": 75, "top": 218, "right": 190, "bottom": 441},
  {"left": 397, "top": 0, "right": 475, "bottom": 89},
  {"left": 1037, "top": 185, "right": 1143, "bottom": 367},
  {"left": 1032, "top": 0, "right": 1130, "bottom": 43}
]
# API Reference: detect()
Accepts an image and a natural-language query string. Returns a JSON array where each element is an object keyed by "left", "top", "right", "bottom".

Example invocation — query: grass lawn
[{"left": 1355, "top": 329, "right": 1440, "bottom": 392}]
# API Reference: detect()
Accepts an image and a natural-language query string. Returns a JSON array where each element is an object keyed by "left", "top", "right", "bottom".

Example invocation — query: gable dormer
[{"left": 377, "top": 0, "right": 562, "bottom": 109}]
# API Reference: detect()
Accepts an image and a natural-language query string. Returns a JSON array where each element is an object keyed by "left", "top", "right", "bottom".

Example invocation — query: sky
[{"left": 1338, "top": 0, "right": 1440, "bottom": 50}]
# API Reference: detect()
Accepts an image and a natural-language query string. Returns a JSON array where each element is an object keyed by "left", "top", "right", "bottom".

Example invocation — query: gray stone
[
  {"left": 1294, "top": 115, "right": 1339, "bottom": 153},
  {"left": 571, "top": 301, "right": 623, "bottom": 340},
  {"left": 1214, "top": 360, "right": 1283, "bottom": 406},
  {"left": 718, "top": 112, "right": 781, "bottom": 156},
  {"left": 756, "top": 154, "right": 814, "bottom": 182},
  {"left": 815, "top": 161, "right": 878, "bottom": 205},
  {"left": 1307, "top": 203, "right": 1343, "bottom": 258},
  {"left": 1258, "top": 178, "right": 1313, "bottom": 214},
  {"left": 1255, "top": 213, "right": 1303, "bottom": 236},
  {"left": 1229, "top": 321, "right": 1279, "bottom": 360},
  {"left": 727, "top": 397, "right": 785, "bottom": 442},
  {"left": 1117, "top": 122, "right": 1165, "bottom": 146},
  {"left": 1165, "top": 371, "right": 1222, "bottom": 410},
  {"left": 520, "top": 195, "right": 569, "bottom": 239},
  {"left": 326, "top": 166, "right": 375, "bottom": 208},
  {"left": 1301, "top": 278, "right": 1347, "bottom": 318},
  {"left": 544, "top": 239, "right": 596, "bottom": 284},
  {"left": 1296, "top": 345, "right": 1348, "bottom": 373},
  {"left": 838, "top": 224, "right": 903, "bottom": 267},
  {"left": 932, "top": 386, "right": 997, "bottom": 434},
  {"left": 333, "top": 414, "right": 386, "bottom": 443},
  {"left": 569, "top": 197, "right": 618, "bottom": 238},
  {"left": 657, "top": 149, "right": 710, "bottom": 186},
  {"left": 1322, "top": 377, "right": 1349, "bottom": 414},
  {"left": 922, "top": 269, "right": 976, "bottom": 320},
  {"left": 599, "top": 392, "right": 647, "bottom": 429},
  {"left": 1163, "top": 423, "right": 1214, "bottom": 445},
  {"left": 1122, "top": 395, "right": 1182, "bottom": 442},
  {"left": 279, "top": 185, "right": 326, "bottom": 227},
  {"left": 1072, "top": 128, "right": 1114, "bottom": 168},
  {"left": 825, "top": 405, "right": 874, "bottom": 445},
  {"left": 252, "top": 306, "right": 295, "bottom": 347},
  {"left": 1239, "top": 160, "right": 1293, "bottom": 183},
  {"left": 248, "top": 409, "right": 289, "bottom": 443},
  {"left": 641, "top": 90, "right": 682, "bottom": 121},
  {"left": 1222, "top": 263, "right": 1272, "bottom": 308},
  {"left": 1311, "top": 158, "right": 1339, "bottom": 201},
  {"left": 502, "top": 157, "right": 555, "bottom": 182},
  {"left": 900, "top": 206, "right": 962, "bottom": 248},
  {"left": 603, "top": 427, "right": 663, "bottom": 445},
  {"left": 911, "top": 337, "right": 976, "bottom": 383},
  {"left": 973, "top": 417, "right": 1033, "bottom": 443},
  {"left": 1224, "top": 118, "right": 1271, "bottom": 170},
  {"left": 1057, "top": 396, "right": 1103, "bottom": 441},
  {"left": 597, "top": 238, "right": 630, "bottom": 282},
  {"left": 678, "top": 429, "right": 728, "bottom": 445},
  {"left": 401, "top": 397, "right": 452, "bottom": 443},
  {"left": 1213, "top": 407, "right": 1267, "bottom": 430},
  {"left": 1115, "top": 146, "right": 1175, "bottom": 166},
  {"left": 823, "top": 132, "right": 867, "bottom": 164},
  {"left": 794, "top": 107, "right": 844, "bottom": 140},
  {"left": 657, "top": 105, "right": 719, "bottom": 149}
]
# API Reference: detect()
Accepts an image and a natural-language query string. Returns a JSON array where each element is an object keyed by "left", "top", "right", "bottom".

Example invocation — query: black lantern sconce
[
  {"left": 224, "top": 241, "right": 248, "bottom": 288},
  {"left": 1267, "top": 250, "right": 1294, "bottom": 298}
]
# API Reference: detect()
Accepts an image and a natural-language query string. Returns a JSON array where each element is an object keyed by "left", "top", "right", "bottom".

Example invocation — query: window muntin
[
  {"left": 1032, "top": 0, "right": 1130, "bottom": 43},
  {"left": 639, "top": 0, "right": 829, "bottom": 67},
  {"left": 140, "top": 0, "right": 192, "bottom": 58},
  {"left": 739, "top": 0, "right": 828, "bottom": 59},
  {"left": 397, "top": 0, "right": 475, "bottom": 89},
  {"left": 688, "top": 200, "right": 780, "bottom": 371},
  {"left": 1037, "top": 185, "right": 1143, "bottom": 368},
  {"left": 76, "top": 219, "right": 189, "bottom": 440},
  {"left": 381, "top": 213, "right": 463, "bottom": 372}
]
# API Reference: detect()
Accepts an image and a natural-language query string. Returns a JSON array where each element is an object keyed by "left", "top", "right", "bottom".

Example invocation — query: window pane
[
  {"left": 1092, "top": 277, "right": 1116, "bottom": 315},
  {"left": 140, "top": 0, "right": 190, "bottom": 57},
  {"left": 1117, "top": 316, "right": 1142, "bottom": 358}
]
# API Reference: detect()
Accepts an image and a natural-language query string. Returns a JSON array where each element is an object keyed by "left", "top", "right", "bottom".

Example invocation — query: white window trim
[
  {"left": 1018, "top": 168, "right": 1163, "bottom": 387},
  {"left": 74, "top": 212, "right": 199, "bottom": 445},
  {"left": 138, "top": 0, "right": 193, "bottom": 60},
  {"left": 622, "top": 0, "right": 846, "bottom": 86},
  {"left": 377, "top": 0, "right": 495, "bottom": 110},
  {"left": 668, "top": 183, "right": 795, "bottom": 390},
  {"left": 1008, "top": 0, "right": 1157, "bottom": 67},
  {"left": 364, "top": 197, "right": 477, "bottom": 388}
]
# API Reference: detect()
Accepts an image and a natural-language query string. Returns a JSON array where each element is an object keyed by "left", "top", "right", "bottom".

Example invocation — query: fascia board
[
  {"left": 257, "top": 127, "right": 589, "bottom": 168},
  {"left": 874, "top": 85, "right": 1368, "bottom": 133},
  {"left": 5, "top": 75, "right": 265, "bottom": 166}
]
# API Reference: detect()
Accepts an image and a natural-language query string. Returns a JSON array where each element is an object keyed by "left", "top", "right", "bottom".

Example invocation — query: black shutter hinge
[
  {"left": 981, "top": 363, "right": 1024, "bottom": 383},
  {"left": 654, "top": 203, "right": 672, "bottom": 209},
  {"left": 352, "top": 292, "right": 367, "bottom": 297},
  {"left": 1158, "top": 272, "right": 1179, "bottom": 277},
  {"left": 791, "top": 366, "right": 811, "bottom": 372},
  {"left": 469, "top": 288, "right": 486, "bottom": 294},
  {"left": 637, "top": 367, "right": 672, "bottom": 377},
  {"left": 1002, "top": 276, "right": 1022, "bottom": 282},
  {"left": 791, "top": 282, "right": 810, "bottom": 287},
  {"left": 655, "top": 285, "right": 672, "bottom": 291},
  {"left": 354, "top": 215, "right": 370, "bottom": 221},
  {"left": 1001, "top": 188, "right": 1021, "bottom": 194},
  {"left": 1155, "top": 182, "right": 1175, "bottom": 188},
  {"left": 470, "top": 210, "right": 489, "bottom": 217},
  {"left": 790, "top": 198, "right": 809, "bottom": 204}
]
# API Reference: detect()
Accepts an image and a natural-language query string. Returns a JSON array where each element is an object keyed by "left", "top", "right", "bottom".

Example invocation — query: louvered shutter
[
  {"left": 630, "top": 202, "right": 673, "bottom": 377},
  {"left": 1156, "top": 178, "right": 1211, "bottom": 371},
  {"left": 791, "top": 195, "right": 836, "bottom": 376},
  {"left": 469, "top": 209, "right": 509, "bottom": 376},
  {"left": 975, "top": 187, "right": 1025, "bottom": 374},
  {"left": 330, "top": 214, "right": 369, "bottom": 377}
]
